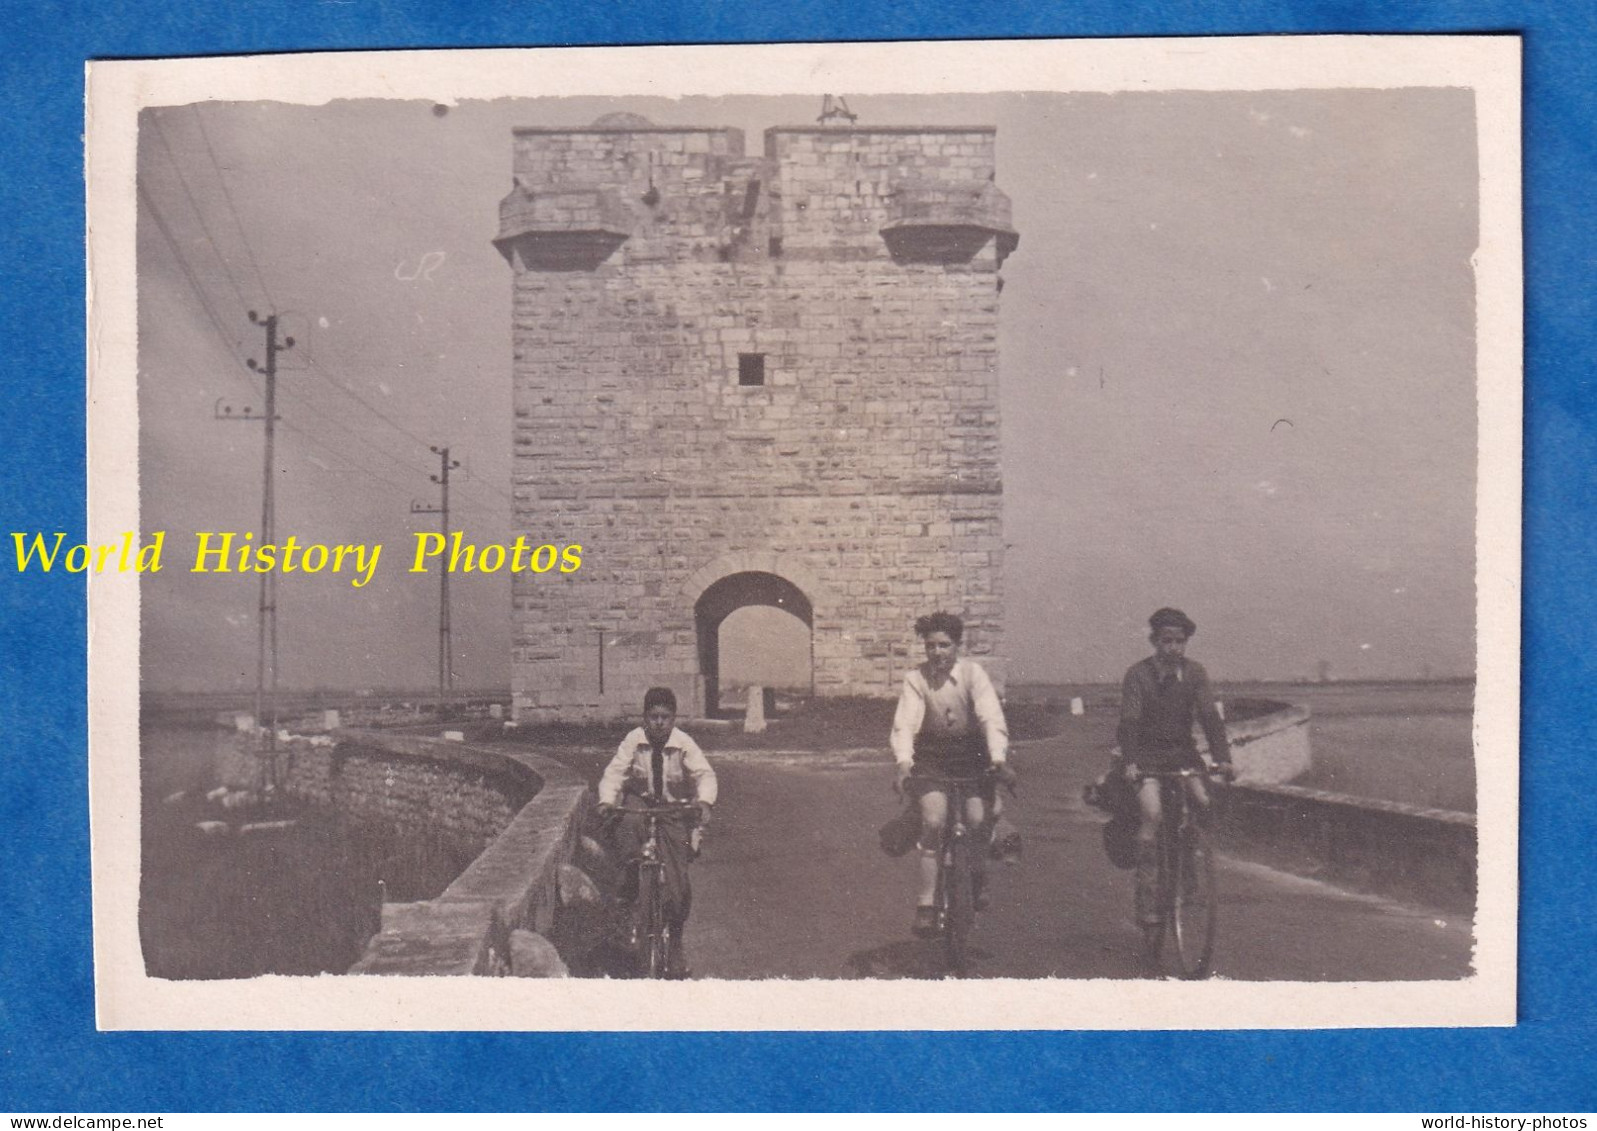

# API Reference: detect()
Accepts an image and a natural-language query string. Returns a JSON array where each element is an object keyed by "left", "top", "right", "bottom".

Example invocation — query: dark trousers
[{"left": 611, "top": 799, "right": 694, "bottom": 926}]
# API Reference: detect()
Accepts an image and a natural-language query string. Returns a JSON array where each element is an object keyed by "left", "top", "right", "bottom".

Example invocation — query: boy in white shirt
[
  {"left": 889, "top": 612, "right": 1016, "bottom": 937},
  {"left": 596, "top": 686, "right": 716, "bottom": 977}
]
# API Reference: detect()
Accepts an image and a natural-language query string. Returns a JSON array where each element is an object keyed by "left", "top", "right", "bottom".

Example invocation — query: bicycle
[
  {"left": 915, "top": 770, "right": 1003, "bottom": 975},
  {"left": 612, "top": 799, "right": 701, "bottom": 979},
  {"left": 1135, "top": 765, "right": 1221, "bottom": 980}
]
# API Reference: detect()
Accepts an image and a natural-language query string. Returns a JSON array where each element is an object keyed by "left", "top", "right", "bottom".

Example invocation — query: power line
[
  {"left": 191, "top": 104, "right": 277, "bottom": 312},
  {"left": 311, "top": 362, "right": 438, "bottom": 454},
  {"left": 304, "top": 360, "right": 517, "bottom": 507},
  {"left": 273, "top": 382, "right": 437, "bottom": 481},
  {"left": 289, "top": 361, "right": 516, "bottom": 512},
  {"left": 140, "top": 163, "right": 514, "bottom": 518},
  {"left": 149, "top": 113, "right": 255, "bottom": 315},
  {"left": 137, "top": 180, "right": 255, "bottom": 386},
  {"left": 275, "top": 416, "right": 417, "bottom": 495}
]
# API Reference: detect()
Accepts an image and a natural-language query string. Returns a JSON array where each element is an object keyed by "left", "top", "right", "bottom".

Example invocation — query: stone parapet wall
[
  {"left": 1101, "top": 699, "right": 1473, "bottom": 910},
  {"left": 1214, "top": 699, "right": 1313, "bottom": 785},
  {"left": 267, "top": 730, "right": 533, "bottom": 858},
  {"left": 349, "top": 735, "right": 590, "bottom": 976},
  {"left": 1217, "top": 781, "right": 1476, "bottom": 914},
  {"left": 222, "top": 729, "right": 591, "bottom": 974}
]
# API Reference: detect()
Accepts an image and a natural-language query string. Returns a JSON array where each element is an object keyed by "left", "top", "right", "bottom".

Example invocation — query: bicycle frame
[
  {"left": 623, "top": 800, "right": 700, "bottom": 979},
  {"left": 916, "top": 772, "right": 992, "bottom": 975},
  {"left": 1135, "top": 766, "right": 1219, "bottom": 979}
]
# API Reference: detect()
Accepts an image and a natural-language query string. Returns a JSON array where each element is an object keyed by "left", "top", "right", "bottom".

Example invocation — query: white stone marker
[{"left": 743, "top": 685, "right": 767, "bottom": 734}]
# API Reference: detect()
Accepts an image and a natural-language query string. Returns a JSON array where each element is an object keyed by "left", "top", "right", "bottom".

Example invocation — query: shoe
[{"left": 913, "top": 905, "right": 939, "bottom": 938}]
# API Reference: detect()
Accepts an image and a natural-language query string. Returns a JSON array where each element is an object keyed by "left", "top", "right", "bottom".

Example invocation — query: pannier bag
[
  {"left": 989, "top": 816, "right": 1023, "bottom": 863},
  {"left": 1101, "top": 813, "right": 1139, "bottom": 870},
  {"left": 877, "top": 803, "right": 921, "bottom": 858}
]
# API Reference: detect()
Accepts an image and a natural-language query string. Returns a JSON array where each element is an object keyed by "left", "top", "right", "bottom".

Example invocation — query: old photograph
[{"left": 85, "top": 38, "right": 1520, "bottom": 1029}]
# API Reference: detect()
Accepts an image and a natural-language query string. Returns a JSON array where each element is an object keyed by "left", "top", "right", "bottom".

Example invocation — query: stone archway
[{"left": 692, "top": 570, "right": 814, "bottom": 717}]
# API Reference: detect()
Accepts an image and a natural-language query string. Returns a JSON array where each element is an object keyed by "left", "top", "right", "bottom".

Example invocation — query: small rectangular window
[{"left": 738, "top": 353, "right": 766, "bottom": 387}]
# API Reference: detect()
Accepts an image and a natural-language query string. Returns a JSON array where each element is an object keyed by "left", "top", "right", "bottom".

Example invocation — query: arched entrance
[{"left": 694, "top": 571, "right": 813, "bottom": 717}]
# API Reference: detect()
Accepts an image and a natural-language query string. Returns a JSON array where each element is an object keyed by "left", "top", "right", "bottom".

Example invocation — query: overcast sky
[{"left": 135, "top": 88, "right": 1478, "bottom": 691}]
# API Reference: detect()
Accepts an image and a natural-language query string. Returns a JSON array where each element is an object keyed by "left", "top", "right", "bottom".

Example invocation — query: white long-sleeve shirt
[
  {"left": 889, "top": 657, "right": 1010, "bottom": 767},
  {"left": 597, "top": 726, "right": 718, "bottom": 806}
]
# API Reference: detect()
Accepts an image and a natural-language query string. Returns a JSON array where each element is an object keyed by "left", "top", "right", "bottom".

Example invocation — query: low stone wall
[
  {"left": 225, "top": 728, "right": 590, "bottom": 976},
  {"left": 281, "top": 730, "right": 532, "bottom": 860},
  {"left": 1128, "top": 698, "right": 1473, "bottom": 911},
  {"left": 1215, "top": 780, "right": 1476, "bottom": 914},
  {"left": 1220, "top": 699, "right": 1313, "bottom": 785},
  {"left": 346, "top": 734, "right": 590, "bottom": 976}
]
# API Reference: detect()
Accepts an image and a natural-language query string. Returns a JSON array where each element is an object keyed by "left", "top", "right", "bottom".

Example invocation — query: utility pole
[
  {"left": 218, "top": 311, "right": 293, "bottom": 756},
  {"left": 411, "top": 445, "right": 460, "bottom": 711}
]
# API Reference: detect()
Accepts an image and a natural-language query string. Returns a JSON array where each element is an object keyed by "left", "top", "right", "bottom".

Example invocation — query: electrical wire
[
  {"left": 143, "top": 140, "right": 516, "bottom": 518},
  {"left": 149, "top": 112, "right": 256, "bottom": 316},
  {"left": 192, "top": 104, "right": 278, "bottom": 313},
  {"left": 137, "top": 180, "right": 257, "bottom": 393}
]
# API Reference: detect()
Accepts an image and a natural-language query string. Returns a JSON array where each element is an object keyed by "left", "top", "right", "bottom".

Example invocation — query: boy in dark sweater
[{"left": 1117, "top": 607, "right": 1236, "bottom": 926}]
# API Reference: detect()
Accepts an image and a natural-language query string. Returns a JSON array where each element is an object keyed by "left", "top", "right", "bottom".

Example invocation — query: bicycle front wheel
[
  {"left": 1171, "top": 821, "right": 1218, "bottom": 979},
  {"left": 1139, "top": 822, "right": 1171, "bottom": 972},
  {"left": 943, "top": 834, "right": 975, "bottom": 974},
  {"left": 636, "top": 865, "right": 669, "bottom": 979}
]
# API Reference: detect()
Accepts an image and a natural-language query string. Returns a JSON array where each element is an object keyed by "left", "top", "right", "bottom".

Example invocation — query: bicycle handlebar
[
  {"left": 1132, "top": 762, "right": 1233, "bottom": 782},
  {"left": 613, "top": 800, "right": 703, "bottom": 817},
  {"left": 912, "top": 768, "right": 1005, "bottom": 788}
]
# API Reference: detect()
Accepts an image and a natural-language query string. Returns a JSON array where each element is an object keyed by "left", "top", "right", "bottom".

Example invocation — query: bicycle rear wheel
[
  {"left": 943, "top": 833, "right": 975, "bottom": 974},
  {"left": 1139, "top": 823, "right": 1170, "bottom": 972},
  {"left": 1171, "top": 821, "right": 1217, "bottom": 979}
]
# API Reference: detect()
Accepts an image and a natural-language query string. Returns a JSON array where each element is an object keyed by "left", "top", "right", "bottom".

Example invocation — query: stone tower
[{"left": 496, "top": 114, "right": 1018, "bottom": 721}]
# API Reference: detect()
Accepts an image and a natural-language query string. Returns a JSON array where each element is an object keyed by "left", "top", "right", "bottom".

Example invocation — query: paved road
[{"left": 681, "top": 725, "right": 1474, "bottom": 981}]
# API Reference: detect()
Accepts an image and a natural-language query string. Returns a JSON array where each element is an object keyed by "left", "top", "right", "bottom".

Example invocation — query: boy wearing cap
[{"left": 1117, "top": 607, "right": 1236, "bottom": 928}]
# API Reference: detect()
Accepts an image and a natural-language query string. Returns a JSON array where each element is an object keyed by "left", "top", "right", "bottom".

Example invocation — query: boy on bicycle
[
  {"left": 889, "top": 611, "right": 1016, "bottom": 938},
  {"left": 596, "top": 686, "right": 717, "bottom": 977},
  {"left": 1117, "top": 607, "right": 1236, "bottom": 926}
]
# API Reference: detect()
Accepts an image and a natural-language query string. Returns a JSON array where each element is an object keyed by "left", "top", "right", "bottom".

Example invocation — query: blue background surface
[{"left": 1, "top": 1, "right": 1591, "bottom": 1113}]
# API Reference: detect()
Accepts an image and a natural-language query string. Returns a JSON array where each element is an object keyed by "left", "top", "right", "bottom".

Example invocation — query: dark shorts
[
  {"left": 1131, "top": 746, "right": 1206, "bottom": 774},
  {"left": 911, "top": 733, "right": 989, "bottom": 781}
]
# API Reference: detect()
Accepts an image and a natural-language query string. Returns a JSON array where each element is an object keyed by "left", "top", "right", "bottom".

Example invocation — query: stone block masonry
[
  {"left": 275, "top": 730, "right": 532, "bottom": 858},
  {"left": 498, "top": 117, "right": 1019, "bottom": 721}
]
